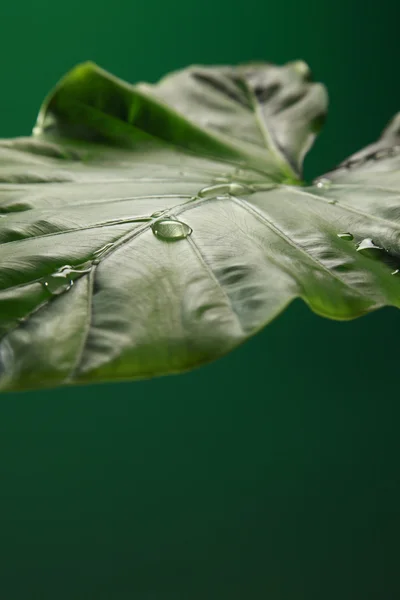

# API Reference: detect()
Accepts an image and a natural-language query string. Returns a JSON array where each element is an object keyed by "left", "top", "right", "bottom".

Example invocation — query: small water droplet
[
  {"left": 92, "top": 243, "right": 115, "bottom": 263},
  {"left": 328, "top": 200, "right": 337, "bottom": 205},
  {"left": 42, "top": 263, "right": 91, "bottom": 295},
  {"left": 337, "top": 232, "right": 353, "bottom": 241},
  {"left": 151, "top": 210, "right": 166, "bottom": 218},
  {"left": 316, "top": 178, "right": 331, "bottom": 189},
  {"left": 291, "top": 60, "right": 312, "bottom": 78},
  {"left": 198, "top": 182, "right": 253, "bottom": 199},
  {"left": 151, "top": 218, "right": 192, "bottom": 241},
  {"left": 392, "top": 269, "right": 399, "bottom": 275},
  {"left": 356, "top": 238, "right": 383, "bottom": 253}
]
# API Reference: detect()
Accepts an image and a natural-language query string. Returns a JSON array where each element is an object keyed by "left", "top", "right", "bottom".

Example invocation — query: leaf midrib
[{"left": 239, "top": 78, "right": 294, "bottom": 178}]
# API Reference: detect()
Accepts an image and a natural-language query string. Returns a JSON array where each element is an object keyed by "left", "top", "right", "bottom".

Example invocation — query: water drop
[
  {"left": 228, "top": 182, "right": 254, "bottom": 195},
  {"left": 328, "top": 200, "right": 337, "bottom": 205},
  {"left": 151, "top": 210, "right": 167, "bottom": 218},
  {"left": 337, "top": 232, "right": 353, "bottom": 241},
  {"left": 103, "top": 216, "right": 151, "bottom": 226},
  {"left": 198, "top": 182, "right": 253, "bottom": 198},
  {"left": 316, "top": 178, "right": 331, "bottom": 189},
  {"left": 43, "top": 271, "right": 73, "bottom": 295},
  {"left": 42, "top": 263, "right": 92, "bottom": 295},
  {"left": 356, "top": 238, "right": 383, "bottom": 253},
  {"left": 92, "top": 243, "right": 115, "bottom": 263},
  {"left": 290, "top": 60, "right": 312, "bottom": 79},
  {"left": 355, "top": 239, "right": 400, "bottom": 272},
  {"left": 151, "top": 218, "right": 192, "bottom": 241}
]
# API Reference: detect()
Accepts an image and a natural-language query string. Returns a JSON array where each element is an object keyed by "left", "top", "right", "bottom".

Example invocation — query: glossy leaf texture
[{"left": 0, "top": 61, "right": 399, "bottom": 392}]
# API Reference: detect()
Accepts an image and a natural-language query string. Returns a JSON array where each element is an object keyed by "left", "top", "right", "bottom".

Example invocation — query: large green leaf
[{"left": 0, "top": 61, "right": 399, "bottom": 392}]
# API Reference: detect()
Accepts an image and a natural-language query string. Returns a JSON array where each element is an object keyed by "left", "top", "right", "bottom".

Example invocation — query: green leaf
[{"left": 0, "top": 61, "right": 399, "bottom": 392}]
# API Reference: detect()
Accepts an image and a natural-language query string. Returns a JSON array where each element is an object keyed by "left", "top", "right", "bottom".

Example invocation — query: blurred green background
[{"left": 0, "top": 1, "right": 399, "bottom": 598}]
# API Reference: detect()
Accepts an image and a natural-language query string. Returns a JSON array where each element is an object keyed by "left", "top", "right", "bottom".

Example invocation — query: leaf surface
[{"left": 0, "top": 62, "right": 399, "bottom": 391}]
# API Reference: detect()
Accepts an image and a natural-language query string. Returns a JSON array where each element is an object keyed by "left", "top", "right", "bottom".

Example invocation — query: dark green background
[{"left": 0, "top": 1, "right": 399, "bottom": 598}]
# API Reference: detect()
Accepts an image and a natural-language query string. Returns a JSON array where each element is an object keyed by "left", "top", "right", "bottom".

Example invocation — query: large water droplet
[
  {"left": 337, "top": 232, "right": 353, "bottom": 241},
  {"left": 356, "top": 238, "right": 383, "bottom": 253},
  {"left": 43, "top": 273, "right": 73, "bottom": 294},
  {"left": 316, "top": 178, "right": 332, "bottom": 189},
  {"left": 198, "top": 182, "right": 253, "bottom": 198},
  {"left": 42, "top": 263, "right": 92, "bottom": 295},
  {"left": 151, "top": 219, "right": 192, "bottom": 241}
]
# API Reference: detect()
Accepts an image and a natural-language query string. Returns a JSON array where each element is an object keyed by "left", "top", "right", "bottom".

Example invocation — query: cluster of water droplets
[
  {"left": 148, "top": 182, "right": 254, "bottom": 241},
  {"left": 337, "top": 232, "right": 400, "bottom": 276},
  {"left": 38, "top": 181, "right": 257, "bottom": 296},
  {"left": 42, "top": 262, "right": 92, "bottom": 295}
]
